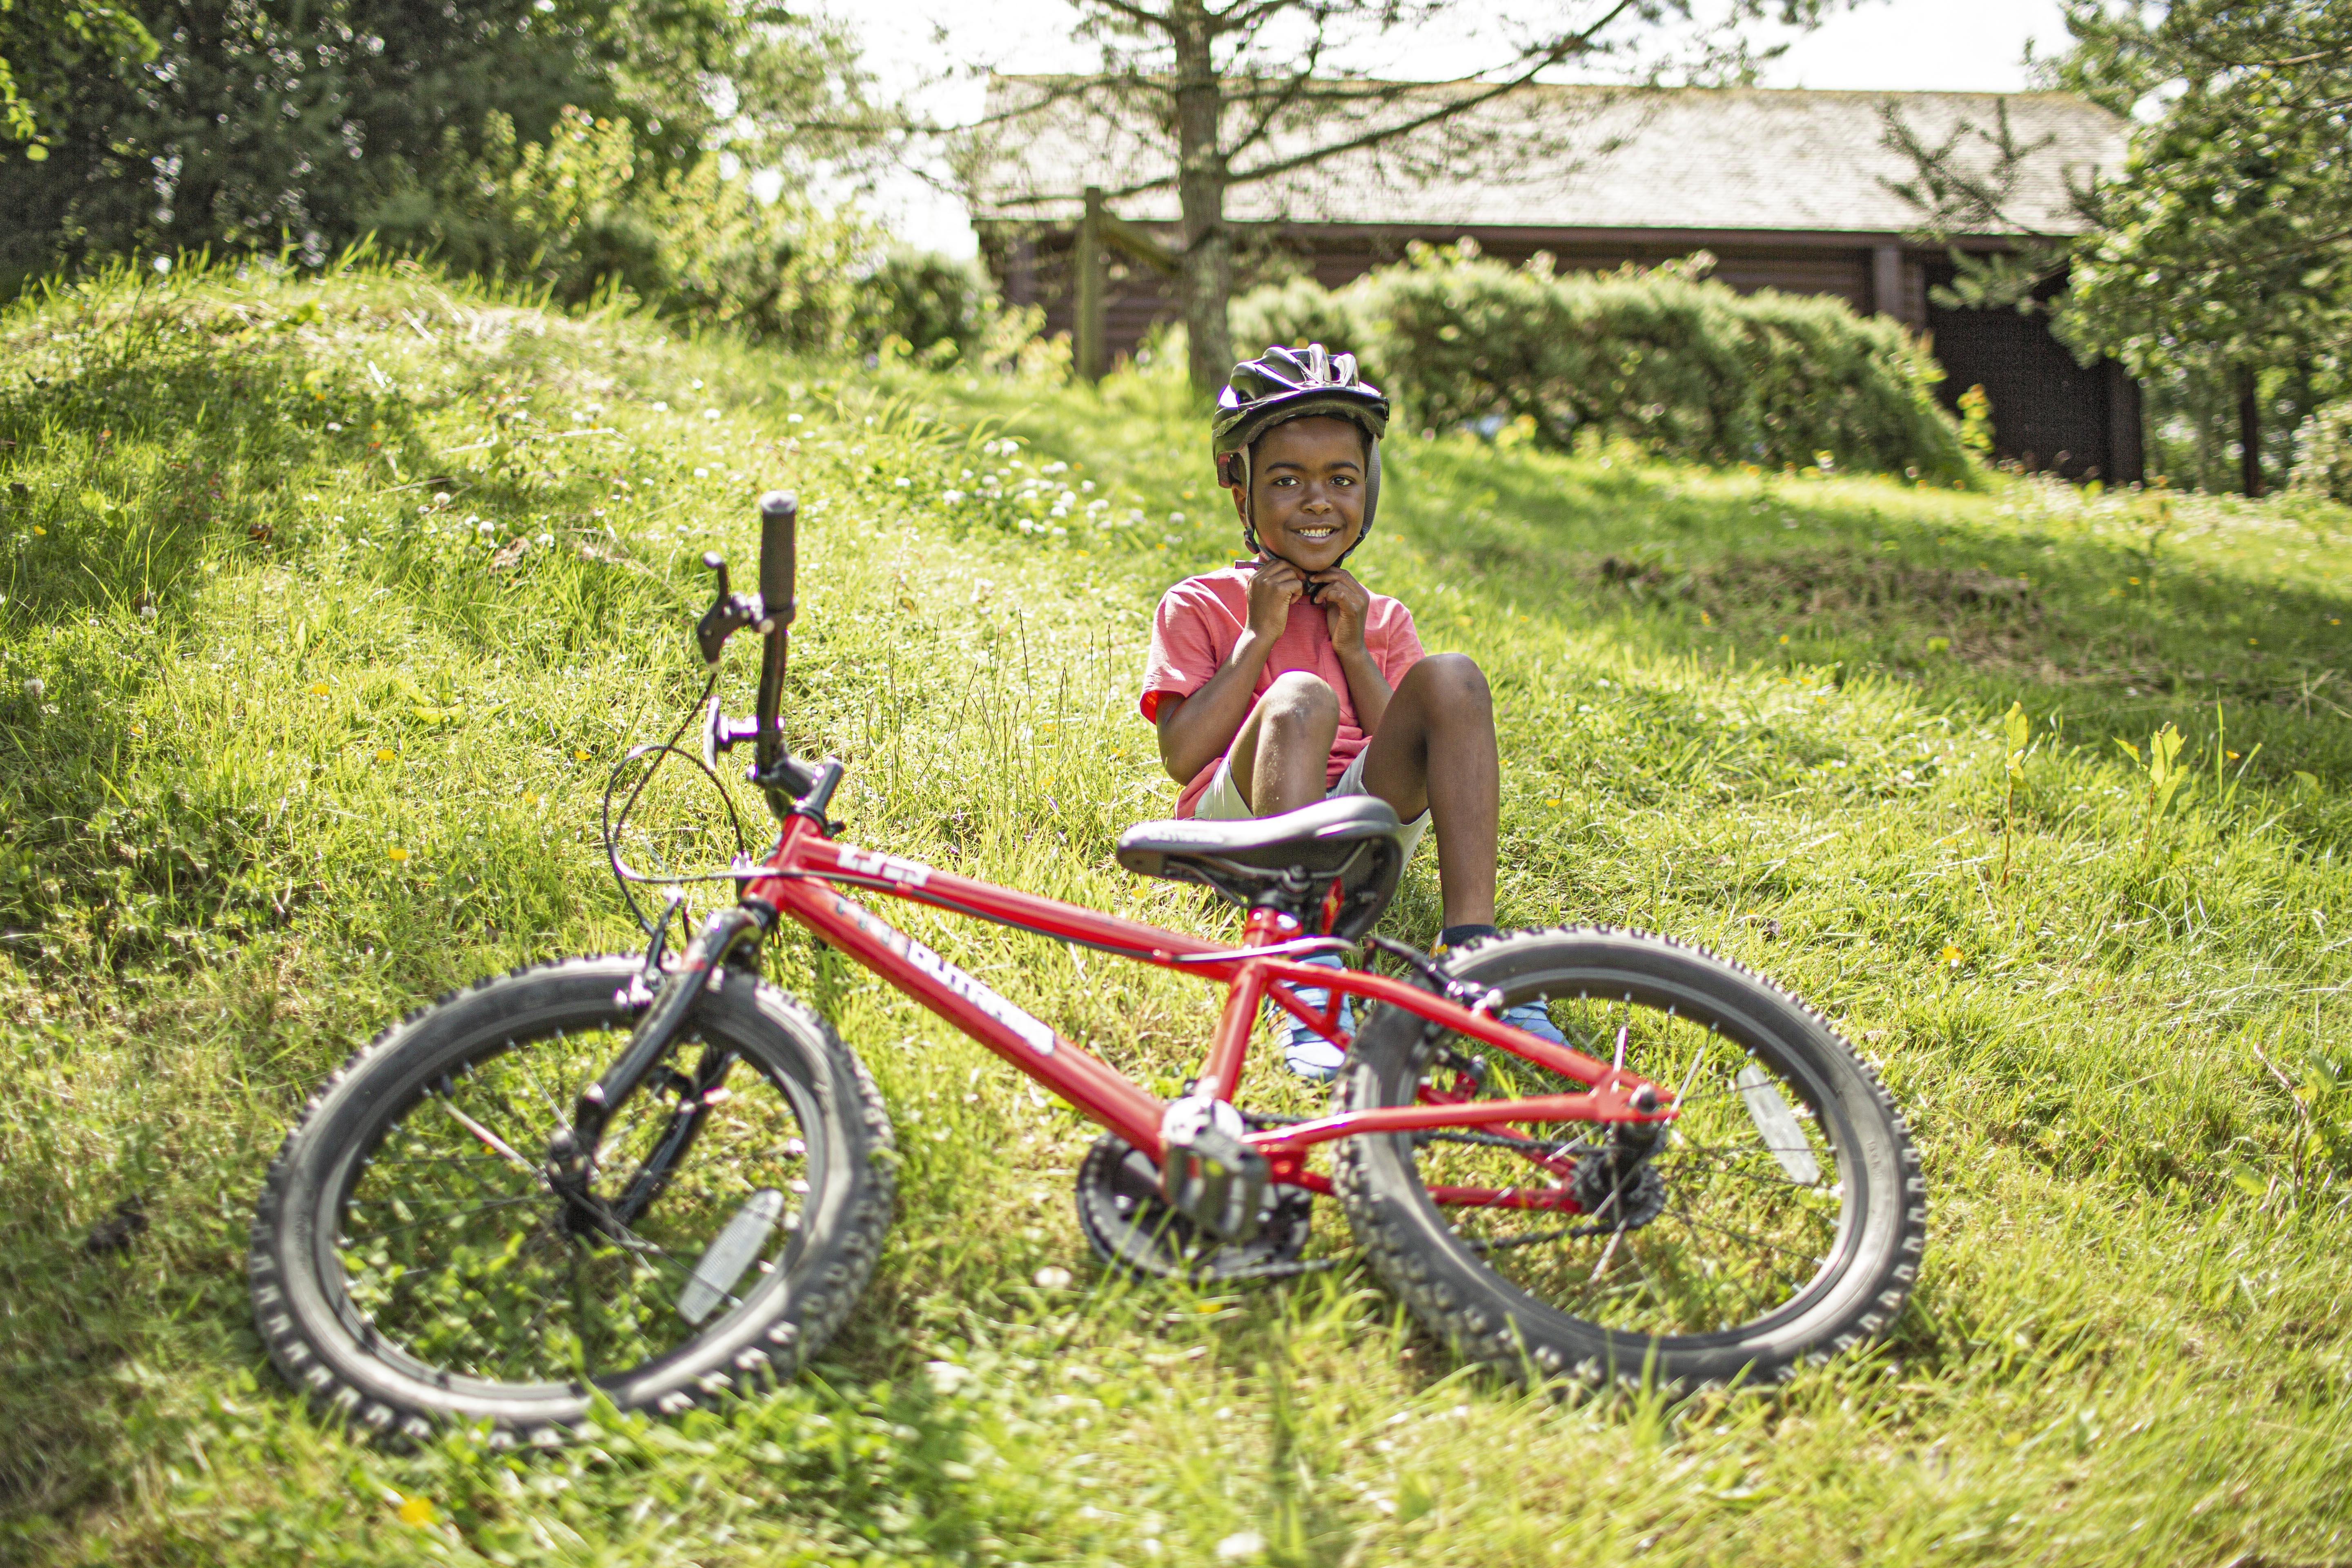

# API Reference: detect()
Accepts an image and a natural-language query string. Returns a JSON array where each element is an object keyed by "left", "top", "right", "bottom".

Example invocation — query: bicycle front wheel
[
  {"left": 249, "top": 956, "right": 893, "bottom": 1441},
  {"left": 1334, "top": 927, "right": 1923, "bottom": 1388}
]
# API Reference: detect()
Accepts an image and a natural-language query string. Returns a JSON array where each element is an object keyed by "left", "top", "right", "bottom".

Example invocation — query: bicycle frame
[
  {"left": 738, "top": 812, "right": 1674, "bottom": 1205},
  {"left": 651, "top": 491, "right": 1673, "bottom": 1222}
]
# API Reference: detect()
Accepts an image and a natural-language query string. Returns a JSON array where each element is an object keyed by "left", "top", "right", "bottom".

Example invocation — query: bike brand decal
[
  {"left": 905, "top": 940, "right": 1058, "bottom": 1057},
  {"left": 825, "top": 895, "right": 1057, "bottom": 1058},
  {"left": 829, "top": 895, "right": 911, "bottom": 957},
  {"left": 835, "top": 847, "right": 932, "bottom": 889}
]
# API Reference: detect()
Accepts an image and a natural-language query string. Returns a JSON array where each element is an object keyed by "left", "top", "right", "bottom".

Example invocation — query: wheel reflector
[
  {"left": 1735, "top": 1065, "right": 1821, "bottom": 1185},
  {"left": 677, "top": 1188, "right": 784, "bottom": 1324}
]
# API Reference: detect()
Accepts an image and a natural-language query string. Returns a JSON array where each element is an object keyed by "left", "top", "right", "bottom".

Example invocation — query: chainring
[{"left": 1074, "top": 1134, "right": 1316, "bottom": 1282}]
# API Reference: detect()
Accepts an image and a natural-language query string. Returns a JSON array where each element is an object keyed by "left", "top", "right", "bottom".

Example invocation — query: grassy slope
[{"left": 2, "top": 264, "right": 2350, "bottom": 1566}]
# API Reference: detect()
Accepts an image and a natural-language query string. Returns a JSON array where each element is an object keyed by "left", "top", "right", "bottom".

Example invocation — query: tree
[
  {"left": 967, "top": 1, "right": 1849, "bottom": 396},
  {"left": 1886, "top": 1, "right": 2352, "bottom": 494},
  {"left": 0, "top": 0, "right": 873, "bottom": 291},
  {"left": 0, "top": 0, "right": 154, "bottom": 154}
]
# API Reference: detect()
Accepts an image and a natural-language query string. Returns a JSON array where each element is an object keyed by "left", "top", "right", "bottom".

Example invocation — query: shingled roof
[{"left": 971, "top": 80, "right": 2127, "bottom": 238}]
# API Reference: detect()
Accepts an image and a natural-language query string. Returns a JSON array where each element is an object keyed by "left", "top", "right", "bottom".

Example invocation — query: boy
[{"left": 1139, "top": 344, "right": 1562, "bottom": 1078}]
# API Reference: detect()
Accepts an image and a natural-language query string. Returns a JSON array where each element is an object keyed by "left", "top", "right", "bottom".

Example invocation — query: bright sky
[{"left": 831, "top": 0, "right": 2074, "bottom": 255}]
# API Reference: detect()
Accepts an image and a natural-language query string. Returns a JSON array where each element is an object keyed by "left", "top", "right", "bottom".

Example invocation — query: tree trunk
[
  {"left": 1170, "top": 0, "right": 1232, "bottom": 398},
  {"left": 2238, "top": 368, "right": 2263, "bottom": 497}
]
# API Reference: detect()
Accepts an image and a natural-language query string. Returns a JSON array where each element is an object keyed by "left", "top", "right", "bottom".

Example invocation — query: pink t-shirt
[{"left": 1140, "top": 566, "right": 1427, "bottom": 817}]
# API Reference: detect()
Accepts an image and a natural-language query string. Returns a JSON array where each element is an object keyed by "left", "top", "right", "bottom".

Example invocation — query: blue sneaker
[
  {"left": 1275, "top": 951, "right": 1352, "bottom": 1082},
  {"left": 1499, "top": 999, "right": 1567, "bottom": 1046},
  {"left": 1433, "top": 930, "right": 1569, "bottom": 1050}
]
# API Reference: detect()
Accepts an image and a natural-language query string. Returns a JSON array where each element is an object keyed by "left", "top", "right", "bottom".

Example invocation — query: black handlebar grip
[{"left": 757, "top": 491, "right": 797, "bottom": 628}]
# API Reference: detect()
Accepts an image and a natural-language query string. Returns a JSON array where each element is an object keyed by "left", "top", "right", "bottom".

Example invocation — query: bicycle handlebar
[
  {"left": 757, "top": 491, "right": 797, "bottom": 630},
  {"left": 753, "top": 492, "right": 797, "bottom": 792}
]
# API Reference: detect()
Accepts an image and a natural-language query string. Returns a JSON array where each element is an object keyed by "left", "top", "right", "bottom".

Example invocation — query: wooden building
[{"left": 971, "top": 82, "right": 2140, "bottom": 481}]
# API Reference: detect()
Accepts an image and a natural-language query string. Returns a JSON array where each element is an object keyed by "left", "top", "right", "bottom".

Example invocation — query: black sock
[{"left": 1437, "top": 922, "right": 1499, "bottom": 952}]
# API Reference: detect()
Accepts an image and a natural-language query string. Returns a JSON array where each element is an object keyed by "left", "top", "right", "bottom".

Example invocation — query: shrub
[
  {"left": 1234, "top": 247, "right": 1972, "bottom": 480},
  {"left": 379, "top": 107, "right": 875, "bottom": 350},
  {"left": 1230, "top": 275, "right": 1377, "bottom": 370},
  {"left": 855, "top": 251, "right": 998, "bottom": 360},
  {"left": 2290, "top": 401, "right": 2352, "bottom": 501}
]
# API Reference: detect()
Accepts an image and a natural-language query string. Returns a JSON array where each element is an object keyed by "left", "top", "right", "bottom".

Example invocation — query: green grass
[{"left": 4, "top": 259, "right": 2352, "bottom": 1566}]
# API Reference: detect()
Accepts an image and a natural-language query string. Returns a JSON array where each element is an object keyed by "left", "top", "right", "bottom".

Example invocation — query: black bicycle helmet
[{"left": 1213, "top": 343, "right": 1390, "bottom": 560}]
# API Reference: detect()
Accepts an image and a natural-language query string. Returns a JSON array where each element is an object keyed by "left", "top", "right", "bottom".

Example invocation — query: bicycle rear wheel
[
  {"left": 1334, "top": 928, "right": 1923, "bottom": 1388},
  {"left": 249, "top": 956, "right": 893, "bottom": 1441}
]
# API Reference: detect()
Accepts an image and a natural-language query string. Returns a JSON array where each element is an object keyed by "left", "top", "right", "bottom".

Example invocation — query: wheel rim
[
  {"left": 1395, "top": 974, "right": 1864, "bottom": 1352},
  {"left": 316, "top": 1003, "right": 824, "bottom": 1400}
]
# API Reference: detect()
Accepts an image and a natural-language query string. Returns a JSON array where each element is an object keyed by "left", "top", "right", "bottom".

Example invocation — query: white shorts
[{"left": 1193, "top": 747, "right": 1431, "bottom": 861}]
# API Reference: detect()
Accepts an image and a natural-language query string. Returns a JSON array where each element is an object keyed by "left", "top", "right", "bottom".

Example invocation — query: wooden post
[
  {"left": 1076, "top": 186, "right": 1106, "bottom": 383},
  {"left": 1871, "top": 244, "right": 1904, "bottom": 322}
]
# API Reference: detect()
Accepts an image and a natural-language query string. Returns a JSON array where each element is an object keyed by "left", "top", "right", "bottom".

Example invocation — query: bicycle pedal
[{"left": 1158, "top": 1094, "right": 1267, "bottom": 1243}]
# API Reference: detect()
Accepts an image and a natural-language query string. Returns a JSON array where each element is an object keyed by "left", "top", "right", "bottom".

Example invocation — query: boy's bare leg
[
  {"left": 1227, "top": 671, "right": 1341, "bottom": 815},
  {"left": 1356, "top": 654, "right": 1499, "bottom": 929}
]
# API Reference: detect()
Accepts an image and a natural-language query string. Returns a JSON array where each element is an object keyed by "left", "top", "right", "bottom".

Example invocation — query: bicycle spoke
[
  {"left": 325, "top": 1006, "right": 809, "bottom": 1391},
  {"left": 347, "top": 1192, "right": 548, "bottom": 1245}
]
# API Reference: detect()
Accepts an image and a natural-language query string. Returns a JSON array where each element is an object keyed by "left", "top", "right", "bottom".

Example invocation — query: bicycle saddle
[{"left": 1116, "top": 795, "right": 1407, "bottom": 941}]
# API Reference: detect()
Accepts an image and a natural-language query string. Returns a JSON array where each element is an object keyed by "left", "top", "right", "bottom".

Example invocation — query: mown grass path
[{"left": 2, "top": 266, "right": 2349, "bottom": 1566}]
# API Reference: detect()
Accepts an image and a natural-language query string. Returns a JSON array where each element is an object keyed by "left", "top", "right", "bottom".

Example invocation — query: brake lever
[{"left": 693, "top": 551, "right": 767, "bottom": 666}]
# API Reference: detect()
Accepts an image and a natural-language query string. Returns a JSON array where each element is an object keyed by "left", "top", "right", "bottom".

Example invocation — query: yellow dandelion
[
  {"left": 387, "top": 846, "right": 409, "bottom": 862},
  {"left": 2248, "top": 637, "right": 2258, "bottom": 646},
  {"left": 376, "top": 748, "right": 397, "bottom": 763},
  {"left": 574, "top": 748, "right": 591, "bottom": 762},
  {"left": 31, "top": 526, "right": 45, "bottom": 536},
  {"left": 1778, "top": 635, "right": 1790, "bottom": 645},
  {"left": 396, "top": 1496, "right": 435, "bottom": 1526},
  {"left": 1939, "top": 945, "right": 1964, "bottom": 967},
  {"left": 2128, "top": 576, "right": 2140, "bottom": 585},
  {"left": 1700, "top": 610, "right": 1713, "bottom": 626},
  {"left": 523, "top": 791, "right": 539, "bottom": 805}
]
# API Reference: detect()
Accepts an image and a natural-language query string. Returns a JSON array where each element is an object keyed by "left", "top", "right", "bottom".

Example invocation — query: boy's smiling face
[{"left": 1238, "top": 415, "right": 1368, "bottom": 572}]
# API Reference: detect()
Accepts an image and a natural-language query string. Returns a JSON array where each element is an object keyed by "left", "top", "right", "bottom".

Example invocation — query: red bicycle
[{"left": 249, "top": 493, "right": 1924, "bottom": 1441}]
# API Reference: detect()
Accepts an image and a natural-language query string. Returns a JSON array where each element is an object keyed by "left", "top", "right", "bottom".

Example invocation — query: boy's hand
[
  {"left": 1310, "top": 569, "right": 1371, "bottom": 655},
  {"left": 1245, "top": 557, "right": 1307, "bottom": 641}
]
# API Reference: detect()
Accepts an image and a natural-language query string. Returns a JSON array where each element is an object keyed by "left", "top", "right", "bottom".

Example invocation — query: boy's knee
[
  {"left": 1262, "top": 670, "right": 1340, "bottom": 728},
  {"left": 1414, "top": 653, "right": 1491, "bottom": 715}
]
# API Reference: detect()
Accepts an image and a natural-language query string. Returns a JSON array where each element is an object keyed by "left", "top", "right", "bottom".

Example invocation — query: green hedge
[
  {"left": 1232, "top": 247, "right": 1972, "bottom": 481},
  {"left": 2292, "top": 401, "right": 2352, "bottom": 502}
]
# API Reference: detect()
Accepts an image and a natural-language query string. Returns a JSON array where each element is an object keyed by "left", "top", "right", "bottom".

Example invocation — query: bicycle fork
[{"left": 544, "top": 902, "right": 772, "bottom": 1239}]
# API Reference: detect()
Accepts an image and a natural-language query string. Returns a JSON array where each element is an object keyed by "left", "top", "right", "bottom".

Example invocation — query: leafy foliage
[
  {"left": 1235, "top": 245, "right": 1972, "bottom": 479},
  {"left": 855, "top": 249, "right": 1000, "bottom": 359},
  {"left": 0, "top": 0, "right": 871, "bottom": 291},
  {"left": 0, "top": 0, "right": 152, "bottom": 149},
  {"left": 383, "top": 105, "right": 882, "bottom": 350},
  {"left": 2290, "top": 399, "right": 2352, "bottom": 501},
  {"left": 1889, "top": 0, "right": 2352, "bottom": 492}
]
